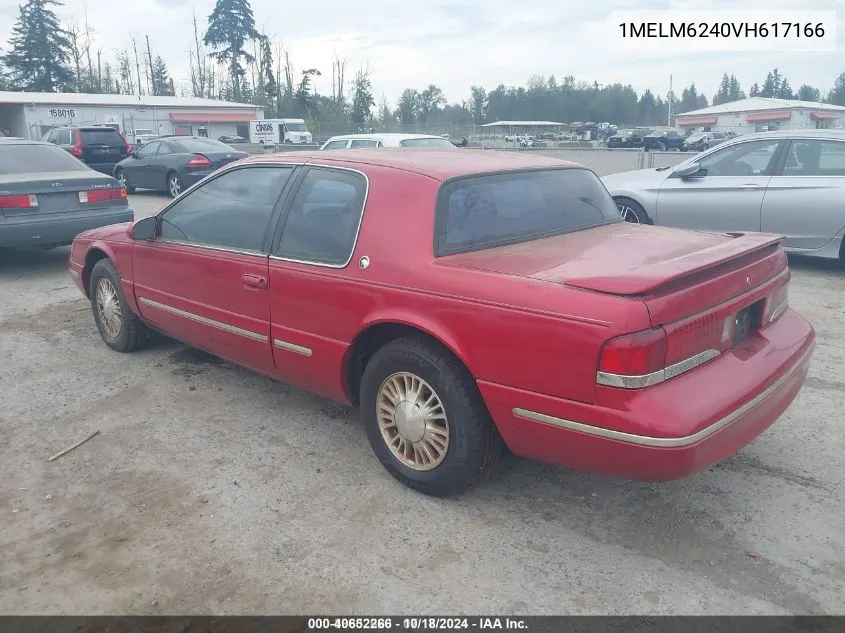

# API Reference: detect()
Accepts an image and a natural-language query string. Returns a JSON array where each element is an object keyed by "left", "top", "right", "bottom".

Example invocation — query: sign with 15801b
[{"left": 49, "top": 108, "right": 76, "bottom": 118}]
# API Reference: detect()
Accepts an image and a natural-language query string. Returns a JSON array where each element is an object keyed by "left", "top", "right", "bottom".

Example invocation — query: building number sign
[{"left": 49, "top": 108, "right": 76, "bottom": 118}]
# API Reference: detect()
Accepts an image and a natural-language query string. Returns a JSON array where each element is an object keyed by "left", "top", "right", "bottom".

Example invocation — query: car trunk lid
[
  {"left": 439, "top": 222, "right": 788, "bottom": 326},
  {"left": 0, "top": 171, "right": 125, "bottom": 216}
]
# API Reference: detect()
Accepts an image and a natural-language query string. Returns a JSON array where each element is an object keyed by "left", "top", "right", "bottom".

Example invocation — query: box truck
[{"left": 248, "top": 118, "right": 313, "bottom": 146}]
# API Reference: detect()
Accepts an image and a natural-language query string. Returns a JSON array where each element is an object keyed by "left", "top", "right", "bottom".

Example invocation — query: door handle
[
  {"left": 242, "top": 274, "right": 267, "bottom": 289},
  {"left": 739, "top": 183, "right": 762, "bottom": 189}
]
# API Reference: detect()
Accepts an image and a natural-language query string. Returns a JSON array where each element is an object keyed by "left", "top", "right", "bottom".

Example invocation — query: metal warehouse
[
  {"left": 676, "top": 97, "right": 845, "bottom": 135},
  {"left": 0, "top": 91, "right": 265, "bottom": 141}
]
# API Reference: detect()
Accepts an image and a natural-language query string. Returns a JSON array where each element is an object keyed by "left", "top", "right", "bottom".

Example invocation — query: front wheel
[
  {"left": 614, "top": 197, "right": 651, "bottom": 224},
  {"left": 360, "top": 336, "right": 502, "bottom": 497},
  {"left": 167, "top": 172, "right": 183, "bottom": 198},
  {"left": 90, "top": 259, "right": 155, "bottom": 353}
]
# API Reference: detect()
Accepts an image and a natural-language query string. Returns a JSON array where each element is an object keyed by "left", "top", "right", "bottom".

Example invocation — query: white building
[
  {"left": 0, "top": 91, "right": 265, "bottom": 141},
  {"left": 675, "top": 97, "right": 845, "bottom": 135}
]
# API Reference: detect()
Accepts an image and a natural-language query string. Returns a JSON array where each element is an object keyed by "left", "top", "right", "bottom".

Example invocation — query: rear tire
[
  {"left": 167, "top": 172, "right": 183, "bottom": 198},
  {"left": 90, "top": 259, "right": 155, "bottom": 353},
  {"left": 115, "top": 169, "right": 135, "bottom": 194},
  {"left": 359, "top": 336, "right": 502, "bottom": 497},
  {"left": 614, "top": 197, "right": 651, "bottom": 224}
]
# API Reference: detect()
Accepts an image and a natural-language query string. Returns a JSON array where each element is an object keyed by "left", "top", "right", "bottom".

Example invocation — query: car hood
[
  {"left": 602, "top": 167, "right": 672, "bottom": 188},
  {"left": 77, "top": 221, "right": 133, "bottom": 242}
]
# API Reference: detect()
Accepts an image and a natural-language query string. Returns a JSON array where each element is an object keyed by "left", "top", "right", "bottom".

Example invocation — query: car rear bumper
[
  {"left": 478, "top": 309, "right": 815, "bottom": 481},
  {"left": 0, "top": 208, "right": 135, "bottom": 248}
]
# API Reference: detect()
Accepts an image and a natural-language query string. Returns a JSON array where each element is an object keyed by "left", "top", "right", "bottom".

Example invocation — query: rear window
[
  {"left": 399, "top": 137, "right": 454, "bottom": 148},
  {"left": 434, "top": 168, "right": 621, "bottom": 256},
  {"left": 0, "top": 144, "right": 89, "bottom": 174},
  {"left": 80, "top": 128, "right": 123, "bottom": 145},
  {"left": 172, "top": 138, "right": 231, "bottom": 152}
]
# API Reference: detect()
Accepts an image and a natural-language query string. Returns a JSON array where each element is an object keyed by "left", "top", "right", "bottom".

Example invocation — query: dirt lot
[{"left": 1, "top": 192, "right": 844, "bottom": 615}]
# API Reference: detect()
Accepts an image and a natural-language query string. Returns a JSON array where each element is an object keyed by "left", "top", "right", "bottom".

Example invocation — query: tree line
[{"left": 3, "top": 0, "right": 845, "bottom": 132}]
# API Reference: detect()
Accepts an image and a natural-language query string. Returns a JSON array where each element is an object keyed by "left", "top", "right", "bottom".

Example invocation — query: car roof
[
  {"left": 239, "top": 148, "right": 581, "bottom": 181},
  {"left": 326, "top": 133, "right": 446, "bottom": 142}
]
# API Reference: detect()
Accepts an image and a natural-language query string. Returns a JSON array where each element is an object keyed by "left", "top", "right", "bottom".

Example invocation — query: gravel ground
[{"left": 0, "top": 192, "right": 843, "bottom": 615}]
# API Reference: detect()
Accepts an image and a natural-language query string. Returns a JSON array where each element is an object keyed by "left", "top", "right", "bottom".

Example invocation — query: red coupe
[{"left": 68, "top": 149, "right": 816, "bottom": 497}]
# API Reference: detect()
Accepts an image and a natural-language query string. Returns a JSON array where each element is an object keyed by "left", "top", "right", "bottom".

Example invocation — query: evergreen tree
[
  {"left": 3, "top": 0, "right": 73, "bottom": 92},
  {"left": 749, "top": 82, "right": 760, "bottom": 97},
  {"left": 257, "top": 36, "right": 277, "bottom": 114},
  {"left": 727, "top": 75, "right": 745, "bottom": 101},
  {"left": 828, "top": 73, "right": 845, "bottom": 106},
  {"left": 203, "top": 0, "right": 260, "bottom": 102},
  {"left": 151, "top": 55, "right": 175, "bottom": 96},
  {"left": 713, "top": 73, "right": 731, "bottom": 105}
]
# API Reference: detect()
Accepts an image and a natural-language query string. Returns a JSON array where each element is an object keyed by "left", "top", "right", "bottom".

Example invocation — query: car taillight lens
[
  {"left": 69, "top": 143, "right": 83, "bottom": 157},
  {"left": 597, "top": 328, "right": 668, "bottom": 387},
  {"left": 186, "top": 154, "right": 212, "bottom": 167},
  {"left": 78, "top": 188, "right": 127, "bottom": 203},
  {"left": 0, "top": 194, "right": 38, "bottom": 209},
  {"left": 761, "top": 282, "right": 789, "bottom": 326}
]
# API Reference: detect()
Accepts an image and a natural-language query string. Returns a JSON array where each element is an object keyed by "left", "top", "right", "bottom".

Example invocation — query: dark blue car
[{"left": 113, "top": 136, "right": 248, "bottom": 198}]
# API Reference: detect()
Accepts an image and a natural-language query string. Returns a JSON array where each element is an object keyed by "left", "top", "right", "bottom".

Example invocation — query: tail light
[
  {"left": 117, "top": 130, "right": 133, "bottom": 155},
  {"left": 597, "top": 328, "right": 668, "bottom": 388},
  {"left": 186, "top": 154, "right": 212, "bottom": 167},
  {"left": 69, "top": 130, "right": 83, "bottom": 157},
  {"left": 0, "top": 194, "right": 38, "bottom": 209},
  {"left": 78, "top": 188, "right": 127, "bottom": 203},
  {"left": 761, "top": 281, "right": 789, "bottom": 326}
]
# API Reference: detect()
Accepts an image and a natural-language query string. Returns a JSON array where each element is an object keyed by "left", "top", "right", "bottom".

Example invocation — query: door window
[
  {"left": 350, "top": 139, "right": 379, "bottom": 148},
  {"left": 276, "top": 167, "right": 367, "bottom": 266},
  {"left": 696, "top": 139, "right": 782, "bottom": 176},
  {"left": 58, "top": 129, "right": 72, "bottom": 145},
  {"left": 323, "top": 140, "right": 349, "bottom": 149},
  {"left": 156, "top": 142, "right": 174, "bottom": 156},
  {"left": 781, "top": 140, "right": 845, "bottom": 176},
  {"left": 158, "top": 166, "right": 295, "bottom": 252},
  {"left": 135, "top": 141, "right": 160, "bottom": 158}
]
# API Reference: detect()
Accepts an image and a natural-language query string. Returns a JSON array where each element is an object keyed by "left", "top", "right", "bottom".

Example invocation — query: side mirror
[
  {"left": 130, "top": 216, "right": 157, "bottom": 240},
  {"left": 672, "top": 162, "right": 703, "bottom": 179}
]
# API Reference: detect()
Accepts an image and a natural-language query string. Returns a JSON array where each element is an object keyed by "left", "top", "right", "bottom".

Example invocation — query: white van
[{"left": 248, "top": 118, "right": 313, "bottom": 146}]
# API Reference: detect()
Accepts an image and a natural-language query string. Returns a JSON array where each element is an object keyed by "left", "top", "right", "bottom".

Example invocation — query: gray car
[
  {"left": 602, "top": 129, "right": 845, "bottom": 263},
  {"left": 0, "top": 137, "right": 134, "bottom": 249}
]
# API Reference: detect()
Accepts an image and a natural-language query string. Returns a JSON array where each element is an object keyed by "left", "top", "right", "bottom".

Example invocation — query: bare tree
[
  {"left": 66, "top": 24, "right": 87, "bottom": 91},
  {"left": 83, "top": 6, "right": 95, "bottom": 90},
  {"left": 115, "top": 48, "right": 134, "bottom": 94},
  {"left": 331, "top": 50, "right": 347, "bottom": 105},
  {"left": 188, "top": 11, "right": 211, "bottom": 97}
]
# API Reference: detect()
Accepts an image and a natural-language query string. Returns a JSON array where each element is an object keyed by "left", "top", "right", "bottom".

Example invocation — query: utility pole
[
  {"left": 132, "top": 37, "right": 143, "bottom": 95},
  {"left": 146, "top": 35, "right": 154, "bottom": 95},
  {"left": 668, "top": 74, "right": 673, "bottom": 126}
]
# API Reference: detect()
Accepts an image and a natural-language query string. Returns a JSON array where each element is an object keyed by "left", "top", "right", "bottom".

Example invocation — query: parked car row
[{"left": 605, "top": 128, "right": 731, "bottom": 152}]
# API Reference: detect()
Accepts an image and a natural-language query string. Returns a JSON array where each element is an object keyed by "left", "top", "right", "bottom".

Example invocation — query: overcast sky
[{"left": 0, "top": 0, "right": 842, "bottom": 106}]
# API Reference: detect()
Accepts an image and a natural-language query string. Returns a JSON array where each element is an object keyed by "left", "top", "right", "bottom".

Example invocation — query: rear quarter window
[
  {"left": 0, "top": 144, "right": 89, "bottom": 174},
  {"left": 434, "top": 168, "right": 621, "bottom": 256}
]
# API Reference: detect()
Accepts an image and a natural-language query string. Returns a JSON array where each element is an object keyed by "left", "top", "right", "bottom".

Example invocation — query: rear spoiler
[{"left": 564, "top": 232, "right": 785, "bottom": 296}]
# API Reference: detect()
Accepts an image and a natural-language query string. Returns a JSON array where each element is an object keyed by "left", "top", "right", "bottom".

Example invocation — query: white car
[
  {"left": 131, "top": 128, "right": 158, "bottom": 145},
  {"left": 319, "top": 133, "right": 457, "bottom": 150}
]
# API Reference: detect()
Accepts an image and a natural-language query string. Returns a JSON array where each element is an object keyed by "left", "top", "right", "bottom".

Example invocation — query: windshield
[
  {"left": 172, "top": 138, "right": 232, "bottom": 152},
  {"left": 0, "top": 144, "right": 89, "bottom": 174},
  {"left": 435, "top": 168, "right": 621, "bottom": 256},
  {"left": 687, "top": 134, "right": 705, "bottom": 141},
  {"left": 400, "top": 137, "right": 455, "bottom": 148},
  {"left": 285, "top": 122, "right": 308, "bottom": 132},
  {"left": 616, "top": 129, "right": 634, "bottom": 135}
]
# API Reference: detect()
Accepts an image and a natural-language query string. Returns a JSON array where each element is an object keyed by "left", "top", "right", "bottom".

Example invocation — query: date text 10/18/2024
[{"left": 307, "top": 618, "right": 528, "bottom": 630}]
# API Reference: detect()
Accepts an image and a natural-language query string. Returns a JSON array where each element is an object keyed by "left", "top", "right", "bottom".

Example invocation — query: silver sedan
[{"left": 602, "top": 129, "right": 845, "bottom": 262}]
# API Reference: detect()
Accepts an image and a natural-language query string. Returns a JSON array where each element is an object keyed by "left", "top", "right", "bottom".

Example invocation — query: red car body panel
[{"left": 68, "top": 149, "right": 816, "bottom": 482}]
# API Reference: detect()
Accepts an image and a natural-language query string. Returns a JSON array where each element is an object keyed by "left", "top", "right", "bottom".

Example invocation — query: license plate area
[{"left": 727, "top": 300, "right": 765, "bottom": 345}]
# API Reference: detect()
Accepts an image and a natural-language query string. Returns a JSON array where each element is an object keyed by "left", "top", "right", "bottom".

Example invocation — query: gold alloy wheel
[
  {"left": 96, "top": 277, "right": 123, "bottom": 339},
  {"left": 376, "top": 371, "right": 450, "bottom": 471}
]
